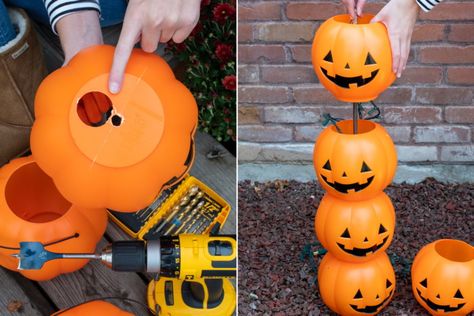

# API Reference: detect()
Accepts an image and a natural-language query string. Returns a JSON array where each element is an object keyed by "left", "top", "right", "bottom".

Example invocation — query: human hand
[
  {"left": 341, "top": 0, "right": 367, "bottom": 21},
  {"left": 108, "top": 0, "right": 201, "bottom": 94},
  {"left": 371, "top": 0, "right": 419, "bottom": 78},
  {"left": 56, "top": 11, "right": 103, "bottom": 66}
]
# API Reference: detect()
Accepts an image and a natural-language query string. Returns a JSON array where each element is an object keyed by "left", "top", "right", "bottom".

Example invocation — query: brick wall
[{"left": 238, "top": 1, "right": 474, "bottom": 168}]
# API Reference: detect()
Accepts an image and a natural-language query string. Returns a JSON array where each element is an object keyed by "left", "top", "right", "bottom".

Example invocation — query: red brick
[
  {"left": 238, "top": 125, "right": 293, "bottom": 142},
  {"left": 419, "top": 46, "right": 474, "bottom": 64},
  {"left": 419, "top": 2, "right": 474, "bottom": 21},
  {"left": 239, "top": 86, "right": 290, "bottom": 104},
  {"left": 293, "top": 86, "right": 339, "bottom": 104},
  {"left": 384, "top": 106, "right": 442, "bottom": 124},
  {"left": 445, "top": 106, "right": 474, "bottom": 123},
  {"left": 377, "top": 87, "right": 412, "bottom": 104},
  {"left": 415, "top": 87, "right": 473, "bottom": 105},
  {"left": 239, "top": 45, "right": 286, "bottom": 63},
  {"left": 286, "top": 3, "right": 342, "bottom": 20},
  {"left": 414, "top": 126, "right": 471, "bottom": 143},
  {"left": 363, "top": 3, "right": 385, "bottom": 13},
  {"left": 261, "top": 65, "right": 316, "bottom": 83},
  {"left": 239, "top": 65, "right": 259, "bottom": 83},
  {"left": 289, "top": 45, "right": 312, "bottom": 63},
  {"left": 239, "top": 2, "right": 281, "bottom": 21},
  {"left": 323, "top": 106, "right": 353, "bottom": 118},
  {"left": 255, "top": 22, "right": 315, "bottom": 42},
  {"left": 447, "top": 67, "right": 474, "bottom": 85},
  {"left": 385, "top": 126, "right": 412, "bottom": 143},
  {"left": 294, "top": 125, "right": 324, "bottom": 142},
  {"left": 264, "top": 106, "right": 322, "bottom": 123},
  {"left": 448, "top": 24, "right": 474, "bottom": 42},
  {"left": 395, "top": 66, "right": 442, "bottom": 85},
  {"left": 412, "top": 24, "right": 445, "bottom": 43},
  {"left": 238, "top": 23, "right": 253, "bottom": 43},
  {"left": 238, "top": 107, "right": 262, "bottom": 125}
]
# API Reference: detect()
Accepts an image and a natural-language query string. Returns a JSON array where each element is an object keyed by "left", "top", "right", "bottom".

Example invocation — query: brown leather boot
[{"left": 0, "top": 8, "right": 47, "bottom": 166}]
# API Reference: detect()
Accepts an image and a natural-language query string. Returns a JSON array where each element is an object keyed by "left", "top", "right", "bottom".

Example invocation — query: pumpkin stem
[{"left": 321, "top": 113, "right": 342, "bottom": 133}]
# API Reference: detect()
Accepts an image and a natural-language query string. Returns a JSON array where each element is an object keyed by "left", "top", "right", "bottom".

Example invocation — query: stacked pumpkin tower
[{"left": 311, "top": 14, "right": 399, "bottom": 315}]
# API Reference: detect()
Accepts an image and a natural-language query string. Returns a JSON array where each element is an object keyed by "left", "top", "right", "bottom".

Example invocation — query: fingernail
[
  {"left": 397, "top": 73, "right": 401, "bottom": 78},
  {"left": 109, "top": 82, "right": 119, "bottom": 94}
]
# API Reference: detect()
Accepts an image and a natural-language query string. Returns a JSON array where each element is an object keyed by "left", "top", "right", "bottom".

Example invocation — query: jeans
[{"left": 0, "top": 0, "right": 127, "bottom": 46}]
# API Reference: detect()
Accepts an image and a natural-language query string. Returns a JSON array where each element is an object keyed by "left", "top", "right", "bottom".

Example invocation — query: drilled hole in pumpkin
[
  {"left": 111, "top": 114, "right": 123, "bottom": 127},
  {"left": 435, "top": 240, "right": 474, "bottom": 262},
  {"left": 77, "top": 91, "right": 113, "bottom": 127},
  {"left": 331, "top": 120, "right": 376, "bottom": 135},
  {"left": 5, "top": 163, "right": 71, "bottom": 223}
]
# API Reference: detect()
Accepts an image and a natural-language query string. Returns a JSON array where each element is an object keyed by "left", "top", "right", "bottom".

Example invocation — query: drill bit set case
[{"left": 108, "top": 176, "right": 231, "bottom": 239}]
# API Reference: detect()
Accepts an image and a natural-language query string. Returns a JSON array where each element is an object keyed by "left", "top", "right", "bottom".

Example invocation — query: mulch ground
[{"left": 238, "top": 178, "right": 474, "bottom": 315}]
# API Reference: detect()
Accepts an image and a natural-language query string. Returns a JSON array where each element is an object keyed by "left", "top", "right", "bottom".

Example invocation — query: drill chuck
[{"left": 100, "top": 235, "right": 236, "bottom": 279}]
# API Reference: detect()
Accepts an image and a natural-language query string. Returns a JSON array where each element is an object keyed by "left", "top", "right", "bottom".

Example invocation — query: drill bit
[{"left": 174, "top": 201, "right": 205, "bottom": 234}]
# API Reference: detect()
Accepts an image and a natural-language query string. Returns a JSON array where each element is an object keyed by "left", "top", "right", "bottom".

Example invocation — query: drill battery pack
[{"left": 108, "top": 176, "right": 231, "bottom": 239}]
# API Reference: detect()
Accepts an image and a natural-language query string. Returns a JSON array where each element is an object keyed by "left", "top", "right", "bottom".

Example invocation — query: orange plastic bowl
[
  {"left": 312, "top": 14, "right": 396, "bottom": 102},
  {"left": 0, "top": 156, "right": 107, "bottom": 281},
  {"left": 51, "top": 300, "right": 133, "bottom": 315},
  {"left": 31, "top": 45, "right": 198, "bottom": 212}
]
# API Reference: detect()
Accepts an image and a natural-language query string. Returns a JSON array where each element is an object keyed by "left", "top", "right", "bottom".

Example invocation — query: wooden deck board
[
  {"left": 0, "top": 131, "right": 235, "bottom": 314},
  {"left": 0, "top": 268, "right": 51, "bottom": 315}
]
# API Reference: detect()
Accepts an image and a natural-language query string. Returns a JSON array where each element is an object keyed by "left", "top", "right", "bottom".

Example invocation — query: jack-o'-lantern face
[
  {"left": 320, "top": 159, "right": 374, "bottom": 194},
  {"left": 312, "top": 14, "right": 396, "bottom": 102},
  {"left": 350, "top": 279, "right": 394, "bottom": 314},
  {"left": 313, "top": 120, "right": 397, "bottom": 201},
  {"left": 337, "top": 223, "right": 389, "bottom": 257},
  {"left": 415, "top": 279, "right": 466, "bottom": 313},
  {"left": 318, "top": 252, "right": 396, "bottom": 315},
  {"left": 412, "top": 239, "right": 474, "bottom": 316},
  {"left": 315, "top": 193, "right": 395, "bottom": 262},
  {"left": 320, "top": 50, "right": 379, "bottom": 89}
]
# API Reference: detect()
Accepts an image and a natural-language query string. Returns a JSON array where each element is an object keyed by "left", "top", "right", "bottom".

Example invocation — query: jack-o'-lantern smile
[
  {"left": 320, "top": 160, "right": 374, "bottom": 194},
  {"left": 416, "top": 279, "right": 466, "bottom": 313},
  {"left": 337, "top": 224, "right": 389, "bottom": 257},
  {"left": 350, "top": 279, "right": 394, "bottom": 314},
  {"left": 320, "top": 51, "right": 379, "bottom": 89},
  {"left": 321, "top": 68, "right": 379, "bottom": 89},
  {"left": 350, "top": 290, "right": 393, "bottom": 313}
]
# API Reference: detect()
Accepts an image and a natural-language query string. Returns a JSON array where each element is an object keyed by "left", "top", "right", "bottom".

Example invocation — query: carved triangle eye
[
  {"left": 354, "top": 289, "right": 363, "bottom": 299},
  {"left": 361, "top": 161, "right": 371, "bottom": 172},
  {"left": 342, "top": 171, "right": 347, "bottom": 177},
  {"left": 420, "top": 278, "right": 428, "bottom": 288},
  {"left": 323, "top": 160, "right": 331, "bottom": 171},
  {"left": 378, "top": 224, "right": 387, "bottom": 234},
  {"left": 345, "top": 62, "right": 350, "bottom": 69},
  {"left": 365, "top": 53, "right": 376, "bottom": 65},
  {"left": 454, "top": 289, "right": 464, "bottom": 299},
  {"left": 341, "top": 228, "right": 351, "bottom": 238},
  {"left": 324, "top": 51, "right": 333, "bottom": 62},
  {"left": 386, "top": 279, "right": 392, "bottom": 288}
]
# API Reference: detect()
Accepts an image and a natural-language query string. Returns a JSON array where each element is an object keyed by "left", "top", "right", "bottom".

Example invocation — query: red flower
[
  {"left": 201, "top": 0, "right": 211, "bottom": 6},
  {"left": 213, "top": 3, "right": 236, "bottom": 24},
  {"left": 222, "top": 75, "right": 236, "bottom": 91},
  {"left": 215, "top": 43, "right": 233, "bottom": 63}
]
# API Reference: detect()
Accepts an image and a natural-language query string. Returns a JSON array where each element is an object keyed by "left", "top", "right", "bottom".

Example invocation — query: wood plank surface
[
  {"left": 190, "top": 131, "right": 236, "bottom": 234},
  {"left": 0, "top": 268, "right": 50, "bottom": 315}
]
